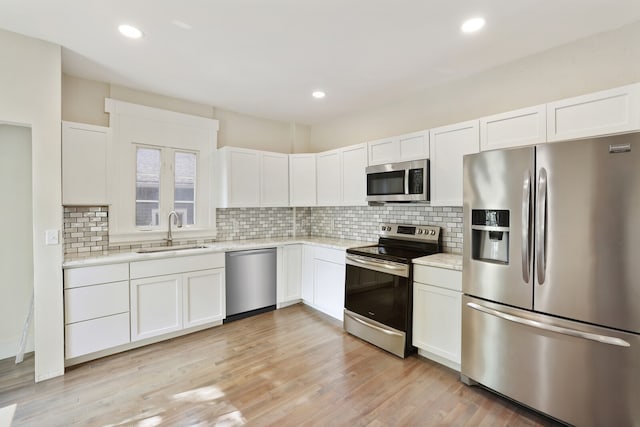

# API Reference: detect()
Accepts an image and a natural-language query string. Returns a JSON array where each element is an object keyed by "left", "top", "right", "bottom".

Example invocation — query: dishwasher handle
[{"left": 227, "top": 248, "right": 277, "bottom": 257}]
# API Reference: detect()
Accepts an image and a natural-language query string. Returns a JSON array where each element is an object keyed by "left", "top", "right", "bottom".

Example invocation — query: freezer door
[
  {"left": 462, "top": 295, "right": 639, "bottom": 427},
  {"left": 535, "top": 133, "right": 640, "bottom": 333},
  {"left": 463, "top": 147, "right": 535, "bottom": 309}
]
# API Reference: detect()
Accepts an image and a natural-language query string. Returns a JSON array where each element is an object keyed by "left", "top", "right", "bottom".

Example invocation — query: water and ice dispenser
[{"left": 471, "top": 209, "right": 510, "bottom": 264}]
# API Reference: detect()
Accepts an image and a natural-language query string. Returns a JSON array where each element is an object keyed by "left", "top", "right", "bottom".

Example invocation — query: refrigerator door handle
[
  {"left": 536, "top": 168, "right": 548, "bottom": 284},
  {"left": 466, "top": 302, "right": 630, "bottom": 347},
  {"left": 521, "top": 170, "right": 531, "bottom": 283}
]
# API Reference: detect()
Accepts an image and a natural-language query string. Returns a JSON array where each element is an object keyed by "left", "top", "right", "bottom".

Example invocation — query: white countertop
[
  {"left": 413, "top": 253, "right": 463, "bottom": 271},
  {"left": 63, "top": 236, "right": 368, "bottom": 268}
]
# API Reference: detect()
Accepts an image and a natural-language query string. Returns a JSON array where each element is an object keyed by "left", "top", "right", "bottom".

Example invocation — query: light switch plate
[{"left": 45, "top": 229, "right": 59, "bottom": 245}]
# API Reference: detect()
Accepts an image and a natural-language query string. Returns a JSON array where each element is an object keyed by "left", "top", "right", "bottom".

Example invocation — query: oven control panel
[{"left": 379, "top": 223, "right": 440, "bottom": 242}]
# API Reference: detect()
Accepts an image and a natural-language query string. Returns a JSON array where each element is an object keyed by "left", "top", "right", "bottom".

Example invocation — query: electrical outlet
[{"left": 45, "top": 229, "right": 59, "bottom": 245}]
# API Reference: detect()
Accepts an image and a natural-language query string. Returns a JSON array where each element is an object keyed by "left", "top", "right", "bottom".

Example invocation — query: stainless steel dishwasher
[{"left": 225, "top": 248, "right": 277, "bottom": 322}]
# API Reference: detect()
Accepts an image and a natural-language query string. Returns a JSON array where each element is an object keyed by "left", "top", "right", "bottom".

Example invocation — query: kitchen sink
[{"left": 136, "top": 245, "right": 208, "bottom": 254}]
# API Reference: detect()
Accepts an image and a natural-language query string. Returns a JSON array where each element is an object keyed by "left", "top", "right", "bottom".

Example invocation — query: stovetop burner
[{"left": 347, "top": 223, "right": 441, "bottom": 263}]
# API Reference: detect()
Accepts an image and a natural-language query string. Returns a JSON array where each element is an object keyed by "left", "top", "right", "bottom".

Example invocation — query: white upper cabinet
[
  {"left": 429, "top": 120, "right": 479, "bottom": 206},
  {"left": 62, "top": 121, "right": 110, "bottom": 205},
  {"left": 260, "top": 151, "right": 289, "bottom": 207},
  {"left": 341, "top": 143, "right": 368, "bottom": 206},
  {"left": 217, "top": 146, "right": 289, "bottom": 207},
  {"left": 316, "top": 149, "right": 342, "bottom": 206},
  {"left": 368, "top": 130, "right": 429, "bottom": 165},
  {"left": 315, "top": 142, "right": 368, "bottom": 207},
  {"left": 480, "top": 105, "right": 547, "bottom": 151},
  {"left": 289, "top": 153, "right": 317, "bottom": 207},
  {"left": 547, "top": 82, "right": 640, "bottom": 142}
]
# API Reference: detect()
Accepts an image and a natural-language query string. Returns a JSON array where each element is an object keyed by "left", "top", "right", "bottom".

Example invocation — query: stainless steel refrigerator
[{"left": 461, "top": 133, "right": 640, "bottom": 426}]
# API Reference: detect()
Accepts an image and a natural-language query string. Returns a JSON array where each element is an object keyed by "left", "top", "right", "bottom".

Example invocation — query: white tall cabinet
[
  {"left": 429, "top": 120, "right": 479, "bottom": 206},
  {"left": 62, "top": 121, "right": 110, "bottom": 205}
]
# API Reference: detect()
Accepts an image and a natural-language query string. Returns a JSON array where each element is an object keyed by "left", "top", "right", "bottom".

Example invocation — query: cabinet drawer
[
  {"left": 130, "top": 252, "right": 224, "bottom": 279},
  {"left": 64, "top": 263, "right": 129, "bottom": 289},
  {"left": 65, "top": 281, "right": 129, "bottom": 324},
  {"left": 312, "top": 246, "right": 345, "bottom": 265},
  {"left": 413, "top": 265, "right": 462, "bottom": 292},
  {"left": 65, "top": 312, "right": 130, "bottom": 359}
]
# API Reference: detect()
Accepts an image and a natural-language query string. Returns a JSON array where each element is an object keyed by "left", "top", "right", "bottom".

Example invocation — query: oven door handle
[
  {"left": 346, "top": 254, "right": 409, "bottom": 277},
  {"left": 344, "top": 311, "right": 404, "bottom": 337}
]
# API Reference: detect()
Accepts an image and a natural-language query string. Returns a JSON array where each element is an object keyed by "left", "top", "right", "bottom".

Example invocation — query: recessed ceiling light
[
  {"left": 461, "top": 17, "right": 485, "bottom": 33},
  {"left": 312, "top": 91, "right": 326, "bottom": 99},
  {"left": 118, "top": 24, "right": 144, "bottom": 39}
]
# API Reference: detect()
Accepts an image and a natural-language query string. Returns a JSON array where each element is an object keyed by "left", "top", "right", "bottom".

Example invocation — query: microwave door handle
[
  {"left": 521, "top": 170, "right": 531, "bottom": 283},
  {"left": 536, "top": 168, "right": 548, "bottom": 285},
  {"left": 404, "top": 169, "right": 409, "bottom": 194}
]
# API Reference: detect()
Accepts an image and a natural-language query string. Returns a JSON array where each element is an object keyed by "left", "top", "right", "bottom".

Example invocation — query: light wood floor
[{"left": 0, "top": 304, "right": 561, "bottom": 426}]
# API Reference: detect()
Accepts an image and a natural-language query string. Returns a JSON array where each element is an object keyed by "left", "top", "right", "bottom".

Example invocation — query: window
[
  {"left": 136, "top": 147, "right": 161, "bottom": 226},
  {"left": 106, "top": 98, "right": 218, "bottom": 244},
  {"left": 174, "top": 151, "right": 196, "bottom": 226}
]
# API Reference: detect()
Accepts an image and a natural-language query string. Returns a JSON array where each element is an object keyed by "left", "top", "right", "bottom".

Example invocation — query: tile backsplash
[{"left": 63, "top": 204, "right": 463, "bottom": 257}]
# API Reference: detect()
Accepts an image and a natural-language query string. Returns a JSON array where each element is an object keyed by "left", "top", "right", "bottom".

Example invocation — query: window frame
[{"left": 106, "top": 99, "right": 218, "bottom": 244}]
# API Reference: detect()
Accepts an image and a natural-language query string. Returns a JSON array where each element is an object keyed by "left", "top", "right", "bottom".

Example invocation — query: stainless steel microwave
[{"left": 366, "top": 159, "right": 429, "bottom": 203}]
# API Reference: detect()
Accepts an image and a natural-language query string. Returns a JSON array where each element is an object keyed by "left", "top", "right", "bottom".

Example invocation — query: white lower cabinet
[
  {"left": 130, "top": 253, "right": 225, "bottom": 342},
  {"left": 278, "top": 244, "right": 303, "bottom": 307},
  {"left": 412, "top": 264, "right": 462, "bottom": 371},
  {"left": 63, "top": 263, "right": 130, "bottom": 360},
  {"left": 130, "top": 274, "right": 183, "bottom": 341},
  {"left": 301, "top": 245, "right": 346, "bottom": 321}
]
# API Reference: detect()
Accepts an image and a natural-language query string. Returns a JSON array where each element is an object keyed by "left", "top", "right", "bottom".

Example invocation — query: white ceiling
[{"left": 1, "top": 1, "right": 640, "bottom": 125}]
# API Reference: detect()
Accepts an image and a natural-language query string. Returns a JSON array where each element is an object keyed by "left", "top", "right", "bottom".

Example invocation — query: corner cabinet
[
  {"left": 289, "top": 154, "right": 317, "bottom": 206},
  {"left": 412, "top": 264, "right": 462, "bottom": 371},
  {"left": 62, "top": 121, "right": 110, "bottom": 205},
  {"left": 429, "top": 121, "right": 479, "bottom": 206},
  {"left": 367, "top": 130, "right": 429, "bottom": 166},
  {"left": 217, "top": 146, "right": 289, "bottom": 207},
  {"left": 129, "top": 253, "right": 225, "bottom": 342},
  {"left": 547, "top": 82, "right": 640, "bottom": 142}
]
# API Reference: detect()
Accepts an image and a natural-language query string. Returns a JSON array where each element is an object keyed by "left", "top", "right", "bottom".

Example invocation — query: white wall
[
  {"left": 0, "top": 125, "right": 34, "bottom": 360},
  {"left": 0, "top": 29, "right": 63, "bottom": 381},
  {"left": 309, "top": 20, "right": 640, "bottom": 151},
  {"left": 62, "top": 74, "right": 311, "bottom": 153}
]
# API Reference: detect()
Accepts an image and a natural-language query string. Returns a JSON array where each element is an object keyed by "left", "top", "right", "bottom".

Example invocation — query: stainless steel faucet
[{"left": 165, "top": 210, "right": 183, "bottom": 245}]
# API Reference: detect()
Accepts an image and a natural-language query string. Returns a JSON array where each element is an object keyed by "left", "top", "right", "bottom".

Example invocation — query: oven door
[{"left": 344, "top": 254, "right": 411, "bottom": 357}]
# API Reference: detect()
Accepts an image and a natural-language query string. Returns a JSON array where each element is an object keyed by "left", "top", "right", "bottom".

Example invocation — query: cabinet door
[
  {"left": 413, "top": 282, "right": 461, "bottom": 369},
  {"left": 341, "top": 143, "right": 368, "bottom": 206},
  {"left": 280, "top": 245, "right": 303, "bottom": 304},
  {"left": 62, "top": 121, "right": 109, "bottom": 205},
  {"left": 429, "top": 120, "right": 479, "bottom": 206},
  {"left": 368, "top": 137, "right": 399, "bottom": 166},
  {"left": 480, "top": 105, "right": 547, "bottom": 151},
  {"left": 227, "top": 148, "right": 260, "bottom": 207},
  {"left": 313, "top": 258, "right": 346, "bottom": 321},
  {"left": 301, "top": 245, "right": 315, "bottom": 303},
  {"left": 289, "top": 154, "right": 317, "bottom": 206},
  {"left": 260, "top": 152, "right": 289, "bottom": 207},
  {"left": 398, "top": 131, "right": 429, "bottom": 161},
  {"left": 316, "top": 150, "right": 342, "bottom": 206},
  {"left": 131, "top": 274, "right": 183, "bottom": 341},
  {"left": 183, "top": 268, "right": 225, "bottom": 328},
  {"left": 547, "top": 83, "right": 640, "bottom": 142}
]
